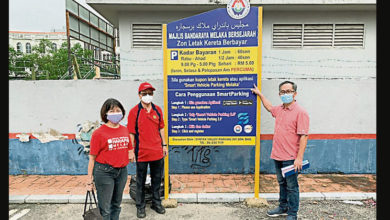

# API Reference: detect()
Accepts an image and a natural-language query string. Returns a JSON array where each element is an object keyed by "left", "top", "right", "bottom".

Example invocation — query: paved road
[{"left": 9, "top": 199, "right": 376, "bottom": 220}]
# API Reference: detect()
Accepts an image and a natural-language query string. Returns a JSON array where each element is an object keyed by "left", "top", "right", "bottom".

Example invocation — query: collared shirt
[
  {"left": 270, "top": 101, "right": 309, "bottom": 161},
  {"left": 127, "top": 103, "right": 165, "bottom": 162}
]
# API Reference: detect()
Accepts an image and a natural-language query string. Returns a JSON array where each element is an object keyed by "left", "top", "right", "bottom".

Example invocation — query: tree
[{"left": 9, "top": 39, "right": 94, "bottom": 80}]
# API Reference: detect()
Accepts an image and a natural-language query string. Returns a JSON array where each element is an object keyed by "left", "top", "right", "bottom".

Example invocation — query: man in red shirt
[
  {"left": 252, "top": 81, "right": 309, "bottom": 220},
  {"left": 127, "top": 82, "right": 168, "bottom": 218}
]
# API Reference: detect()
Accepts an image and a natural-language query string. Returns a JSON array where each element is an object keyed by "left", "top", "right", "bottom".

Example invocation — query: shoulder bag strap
[
  {"left": 83, "top": 191, "right": 91, "bottom": 215},
  {"left": 91, "top": 189, "right": 99, "bottom": 207}
]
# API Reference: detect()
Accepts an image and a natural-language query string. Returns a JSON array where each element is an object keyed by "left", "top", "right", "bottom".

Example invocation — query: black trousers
[{"left": 135, "top": 158, "right": 164, "bottom": 209}]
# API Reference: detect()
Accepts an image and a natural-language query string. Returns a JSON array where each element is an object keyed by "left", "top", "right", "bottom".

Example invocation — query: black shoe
[
  {"left": 137, "top": 208, "right": 146, "bottom": 218},
  {"left": 151, "top": 204, "right": 166, "bottom": 214},
  {"left": 266, "top": 206, "right": 288, "bottom": 217}
]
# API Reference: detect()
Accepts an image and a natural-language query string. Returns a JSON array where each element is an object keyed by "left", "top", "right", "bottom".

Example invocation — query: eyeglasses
[
  {"left": 279, "top": 90, "right": 295, "bottom": 95},
  {"left": 140, "top": 91, "right": 154, "bottom": 96}
]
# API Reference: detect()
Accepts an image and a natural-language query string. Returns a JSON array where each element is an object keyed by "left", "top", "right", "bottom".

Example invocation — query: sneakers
[
  {"left": 151, "top": 204, "right": 166, "bottom": 214},
  {"left": 137, "top": 208, "right": 146, "bottom": 218},
  {"left": 137, "top": 205, "right": 165, "bottom": 218},
  {"left": 266, "top": 206, "right": 288, "bottom": 217}
]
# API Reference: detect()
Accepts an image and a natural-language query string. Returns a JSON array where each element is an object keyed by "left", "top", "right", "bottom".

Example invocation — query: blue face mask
[
  {"left": 280, "top": 93, "right": 294, "bottom": 104},
  {"left": 106, "top": 113, "right": 123, "bottom": 124}
]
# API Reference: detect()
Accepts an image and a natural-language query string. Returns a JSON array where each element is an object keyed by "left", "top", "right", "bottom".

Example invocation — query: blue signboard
[{"left": 164, "top": 6, "right": 261, "bottom": 146}]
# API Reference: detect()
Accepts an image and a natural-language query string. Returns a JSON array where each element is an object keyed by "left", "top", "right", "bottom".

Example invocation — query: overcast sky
[{"left": 9, "top": 0, "right": 106, "bottom": 32}]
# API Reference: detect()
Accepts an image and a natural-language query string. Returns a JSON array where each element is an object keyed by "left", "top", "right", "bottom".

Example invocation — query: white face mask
[{"left": 141, "top": 95, "right": 153, "bottom": 104}]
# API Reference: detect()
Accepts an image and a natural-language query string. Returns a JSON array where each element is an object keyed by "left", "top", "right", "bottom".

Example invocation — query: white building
[
  {"left": 9, "top": 30, "right": 114, "bottom": 62},
  {"left": 85, "top": 0, "right": 376, "bottom": 80},
  {"left": 10, "top": 31, "right": 79, "bottom": 53}
]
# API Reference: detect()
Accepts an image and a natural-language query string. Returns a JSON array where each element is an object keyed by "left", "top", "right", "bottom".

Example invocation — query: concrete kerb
[
  {"left": 9, "top": 192, "right": 376, "bottom": 204},
  {"left": 322, "top": 192, "right": 376, "bottom": 201},
  {"left": 9, "top": 195, "right": 29, "bottom": 204},
  {"left": 300, "top": 192, "right": 326, "bottom": 201},
  {"left": 169, "top": 193, "right": 197, "bottom": 203},
  {"left": 198, "top": 193, "right": 241, "bottom": 203},
  {"left": 25, "top": 195, "right": 70, "bottom": 204},
  {"left": 68, "top": 194, "right": 86, "bottom": 204}
]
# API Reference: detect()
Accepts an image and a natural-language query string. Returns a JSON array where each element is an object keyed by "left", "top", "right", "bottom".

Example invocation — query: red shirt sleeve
[
  {"left": 89, "top": 130, "right": 102, "bottom": 156},
  {"left": 270, "top": 105, "right": 281, "bottom": 118},
  {"left": 127, "top": 106, "right": 137, "bottom": 134},
  {"left": 297, "top": 110, "right": 310, "bottom": 135}
]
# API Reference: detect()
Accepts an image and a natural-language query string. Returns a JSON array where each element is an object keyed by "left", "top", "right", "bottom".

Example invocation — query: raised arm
[{"left": 251, "top": 84, "right": 273, "bottom": 112}]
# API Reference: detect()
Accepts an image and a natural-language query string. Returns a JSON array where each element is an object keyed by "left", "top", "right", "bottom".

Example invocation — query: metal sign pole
[
  {"left": 162, "top": 24, "right": 177, "bottom": 208},
  {"left": 254, "top": 6, "right": 263, "bottom": 199},
  {"left": 163, "top": 24, "right": 169, "bottom": 200},
  {"left": 66, "top": 11, "right": 73, "bottom": 77},
  {"left": 245, "top": 7, "right": 268, "bottom": 207}
]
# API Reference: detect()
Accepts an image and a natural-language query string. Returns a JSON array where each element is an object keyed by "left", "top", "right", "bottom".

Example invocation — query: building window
[
  {"left": 94, "top": 48, "right": 101, "bottom": 60},
  {"left": 52, "top": 43, "right": 57, "bottom": 52},
  {"left": 16, "top": 42, "right": 23, "bottom": 53},
  {"left": 116, "top": 29, "right": 120, "bottom": 47},
  {"left": 272, "top": 23, "right": 364, "bottom": 48},
  {"left": 334, "top": 24, "right": 364, "bottom": 47},
  {"left": 132, "top": 24, "right": 162, "bottom": 48},
  {"left": 26, "top": 43, "right": 31, "bottom": 53},
  {"left": 303, "top": 24, "right": 333, "bottom": 47}
]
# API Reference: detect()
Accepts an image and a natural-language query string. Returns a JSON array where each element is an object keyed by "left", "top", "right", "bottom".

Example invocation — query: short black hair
[
  {"left": 279, "top": 81, "right": 297, "bottom": 92},
  {"left": 100, "top": 98, "right": 126, "bottom": 123}
]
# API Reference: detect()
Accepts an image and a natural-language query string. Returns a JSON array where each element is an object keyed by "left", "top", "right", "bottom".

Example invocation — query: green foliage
[{"left": 9, "top": 39, "right": 106, "bottom": 80}]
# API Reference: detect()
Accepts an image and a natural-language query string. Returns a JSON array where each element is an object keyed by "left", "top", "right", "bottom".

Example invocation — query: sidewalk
[{"left": 9, "top": 174, "right": 376, "bottom": 203}]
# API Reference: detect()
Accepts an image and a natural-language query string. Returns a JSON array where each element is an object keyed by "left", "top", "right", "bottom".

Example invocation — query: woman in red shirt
[{"left": 86, "top": 98, "right": 135, "bottom": 220}]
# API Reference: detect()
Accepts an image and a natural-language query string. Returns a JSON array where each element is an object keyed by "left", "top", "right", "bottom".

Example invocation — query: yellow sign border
[
  {"left": 254, "top": 6, "right": 263, "bottom": 199},
  {"left": 168, "top": 136, "right": 256, "bottom": 146}
]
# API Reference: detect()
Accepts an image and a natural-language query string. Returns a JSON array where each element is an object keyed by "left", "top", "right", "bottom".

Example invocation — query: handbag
[
  {"left": 83, "top": 189, "right": 103, "bottom": 220},
  {"left": 129, "top": 174, "right": 171, "bottom": 202}
]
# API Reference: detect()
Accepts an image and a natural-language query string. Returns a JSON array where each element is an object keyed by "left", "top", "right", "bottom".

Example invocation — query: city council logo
[
  {"left": 234, "top": 125, "right": 242, "bottom": 134},
  {"left": 227, "top": 0, "right": 250, "bottom": 20}
]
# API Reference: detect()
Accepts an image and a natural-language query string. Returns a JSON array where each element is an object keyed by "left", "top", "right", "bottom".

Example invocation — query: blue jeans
[
  {"left": 274, "top": 159, "right": 299, "bottom": 216},
  {"left": 93, "top": 161, "right": 128, "bottom": 220}
]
